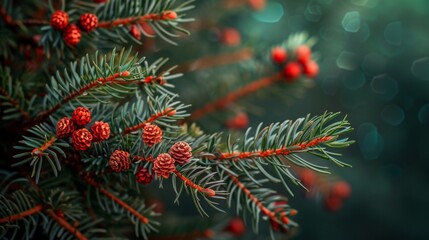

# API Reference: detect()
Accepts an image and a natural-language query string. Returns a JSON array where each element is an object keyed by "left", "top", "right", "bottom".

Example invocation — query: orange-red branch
[
  {"left": 31, "top": 136, "right": 56, "bottom": 157},
  {"left": 173, "top": 170, "right": 216, "bottom": 197},
  {"left": 188, "top": 72, "right": 283, "bottom": 122},
  {"left": 122, "top": 107, "right": 176, "bottom": 135},
  {"left": 0, "top": 204, "right": 43, "bottom": 223},
  {"left": 46, "top": 209, "right": 88, "bottom": 240},
  {"left": 84, "top": 176, "right": 149, "bottom": 224},
  {"left": 97, "top": 11, "right": 177, "bottom": 28},
  {"left": 229, "top": 175, "right": 276, "bottom": 220},
  {"left": 210, "top": 136, "right": 333, "bottom": 160}
]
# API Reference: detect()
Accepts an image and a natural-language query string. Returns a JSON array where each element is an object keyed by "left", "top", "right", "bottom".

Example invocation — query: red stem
[
  {"left": 188, "top": 72, "right": 283, "bottom": 122},
  {"left": 207, "top": 136, "right": 333, "bottom": 160},
  {"left": 229, "top": 175, "right": 276, "bottom": 221},
  {"left": 97, "top": 11, "right": 176, "bottom": 28},
  {"left": 122, "top": 107, "right": 176, "bottom": 135},
  {"left": 46, "top": 209, "right": 88, "bottom": 240},
  {"left": 0, "top": 204, "right": 43, "bottom": 223},
  {"left": 84, "top": 176, "right": 149, "bottom": 224},
  {"left": 173, "top": 170, "right": 216, "bottom": 197},
  {"left": 31, "top": 136, "right": 56, "bottom": 157}
]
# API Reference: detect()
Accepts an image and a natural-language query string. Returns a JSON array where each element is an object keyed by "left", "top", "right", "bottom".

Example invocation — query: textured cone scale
[
  {"left": 225, "top": 218, "right": 245, "bottom": 237},
  {"left": 169, "top": 141, "right": 192, "bottom": 165},
  {"left": 79, "top": 13, "right": 98, "bottom": 32},
  {"left": 109, "top": 150, "right": 130, "bottom": 172},
  {"left": 142, "top": 124, "right": 163, "bottom": 147},
  {"left": 50, "top": 11, "right": 69, "bottom": 30},
  {"left": 271, "top": 47, "right": 287, "bottom": 64},
  {"left": 56, "top": 117, "right": 75, "bottom": 138},
  {"left": 72, "top": 107, "right": 91, "bottom": 126},
  {"left": 135, "top": 167, "right": 153, "bottom": 184},
  {"left": 330, "top": 181, "right": 351, "bottom": 199},
  {"left": 283, "top": 62, "right": 302, "bottom": 82},
  {"left": 295, "top": 45, "right": 312, "bottom": 64},
  {"left": 90, "top": 121, "right": 110, "bottom": 142},
  {"left": 72, "top": 128, "right": 92, "bottom": 151},
  {"left": 130, "top": 25, "right": 141, "bottom": 40},
  {"left": 153, "top": 153, "right": 175, "bottom": 179},
  {"left": 303, "top": 60, "right": 319, "bottom": 78},
  {"left": 63, "top": 24, "right": 81, "bottom": 46}
]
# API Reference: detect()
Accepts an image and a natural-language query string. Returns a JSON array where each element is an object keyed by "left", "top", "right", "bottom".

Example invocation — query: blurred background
[{"left": 162, "top": 0, "right": 429, "bottom": 239}]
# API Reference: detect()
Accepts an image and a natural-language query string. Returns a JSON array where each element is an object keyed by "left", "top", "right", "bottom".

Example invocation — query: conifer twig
[
  {"left": 97, "top": 11, "right": 177, "bottom": 28},
  {"left": 122, "top": 107, "right": 176, "bottom": 135},
  {"left": 173, "top": 170, "right": 216, "bottom": 197},
  {"left": 188, "top": 72, "right": 283, "bottom": 121},
  {"left": 0, "top": 204, "right": 43, "bottom": 223},
  {"left": 45, "top": 209, "right": 88, "bottom": 240}
]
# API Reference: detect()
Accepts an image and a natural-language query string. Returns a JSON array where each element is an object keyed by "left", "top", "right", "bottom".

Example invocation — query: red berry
[
  {"left": 226, "top": 112, "right": 249, "bottom": 130},
  {"left": 295, "top": 45, "right": 312, "bottom": 64},
  {"left": 50, "top": 11, "right": 69, "bottom": 30},
  {"left": 330, "top": 181, "right": 351, "bottom": 199},
  {"left": 220, "top": 28, "right": 241, "bottom": 47},
  {"left": 248, "top": 0, "right": 266, "bottom": 11},
  {"left": 162, "top": 11, "right": 177, "bottom": 20},
  {"left": 299, "top": 169, "right": 316, "bottom": 188},
  {"left": 225, "top": 217, "right": 245, "bottom": 237},
  {"left": 324, "top": 195, "right": 343, "bottom": 212},
  {"left": 271, "top": 47, "right": 287, "bottom": 64},
  {"left": 79, "top": 13, "right": 98, "bottom": 32},
  {"left": 303, "top": 60, "right": 319, "bottom": 78},
  {"left": 55, "top": 209, "right": 65, "bottom": 218},
  {"left": 130, "top": 25, "right": 141, "bottom": 40},
  {"left": 283, "top": 62, "right": 302, "bottom": 82},
  {"left": 63, "top": 24, "right": 81, "bottom": 46}
]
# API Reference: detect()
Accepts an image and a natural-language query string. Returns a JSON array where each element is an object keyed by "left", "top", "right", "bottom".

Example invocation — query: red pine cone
[
  {"left": 303, "top": 60, "right": 319, "bottom": 78},
  {"left": 135, "top": 166, "right": 153, "bottom": 184},
  {"left": 72, "top": 107, "right": 91, "bottom": 126},
  {"left": 50, "top": 11, "right": 69, "bottom": 30},
  {"left": 169, "top": 141, "right": 192, "bottom": 165},
  {"left": 142, "top": 124, "right": 163, "bottom": 147},
  {"left": 271, "top": 47, "right": 287, "bottom": 64},
  {"left": 153, "top": 153, "right": 175, "bottom": 179},
  {"left": 90, "top": 121, "right": 110, "bottom": 142},
  {"left": 295, "top": 45, "right": 312, "bottom": 64},
  {"left": 78, "top": 13, "right": 98, "bottom": 32},
  {"left": 283, "top": 62, "right": 302, "bottom": 82},
  {"left": 56, "top": 117, "right": 75, "bottom": 138},
  {"left": 72, "top": 128, "right": 92, "bottom": 151},
  {"left": 225, "top": 217, "right": 245, "bottom": 237},
  {"left": 63, "top": 24, "right": 81, "bottom": 46},
  {"left": 109, "top": 150, "right": 130, "bottom": 172},
  {"left": 130, "top": 25, "right": 141, "bottom": 40}
]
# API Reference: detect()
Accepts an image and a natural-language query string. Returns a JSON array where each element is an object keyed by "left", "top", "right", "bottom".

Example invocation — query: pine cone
[
  {"left": 72, "top": 107, "right": 91, "bottom": 126},
  {"left": 90, "top": 121, "right": 110, "bottom": 142},
  {"left": 169, "top": 141, "right": 192, "bottom": 165},
  {"left": 63, "top": 24, "right": 81, "bottom": 46},
  {"left": 109, "top": 150, "right": 130, "bottom": 172},
  {"left": 142, "top": 124, "right": 163, "bottom": 147},
  {"left": 78, "top": 13, "right": 98, "bottom": 32},
  {"left": 153, "top": 153, "right": 175, "bottom": 179},
  {"left": 72, "top": 128, "right": 92, "bottom": 151},
  {"left": 56, "top": 117, "right": 75, "bottom": 138},
  {"left": 135, "top": 167, "right": 153, "bottom": 184},
  {"left": 50, "top": 11, "right": 69, "bottom": 30}
]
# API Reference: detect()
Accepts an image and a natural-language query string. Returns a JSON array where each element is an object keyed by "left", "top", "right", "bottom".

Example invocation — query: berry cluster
[
  {"left": 271, "top": 44, "right": 320, "bottom": 82},
  {"left": 56, "top": 107, "right": 110, "bottom": 151},
  {"left": 50, "top": 10, "right": 99, "bottom": 46}
]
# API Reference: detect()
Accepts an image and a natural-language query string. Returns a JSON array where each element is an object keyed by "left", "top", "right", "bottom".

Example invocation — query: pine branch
[
  {"left": 188, "top": 72, "right": 283, "bottom": 121},
  {"left": 0, "top": 5, "right": 47, "bottom": 27},
  {"left": 173, "top": 169, "right": 215, "bottom": 197},
  {"left": 83, "top": 176, "right": 149, "bottom": 224},
  {"left": 0, "top": 67, "right": 31, "bottom": 121},
  {"left": 97, "top": 11, "right": 179, "bottom": 29},
  {"left": 122, "top": 107, "right": 176, "bottom": 135},
  {"left": 0, "top": 204, "right": 42, "bottom": 223},
  {"left": 45, "top": 209, "right": 88, "bottom": 240}
]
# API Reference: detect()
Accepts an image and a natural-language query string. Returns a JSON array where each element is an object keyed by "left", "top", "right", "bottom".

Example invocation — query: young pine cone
[
  {"left": 109, "top": 150, "right": 130, "bottom": 172},
  {"left": 169, "top": 141, "right": 192, "bottom": 165},
  {"left": 153, "top": 153, "right": 175, "bottom": 179}
]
